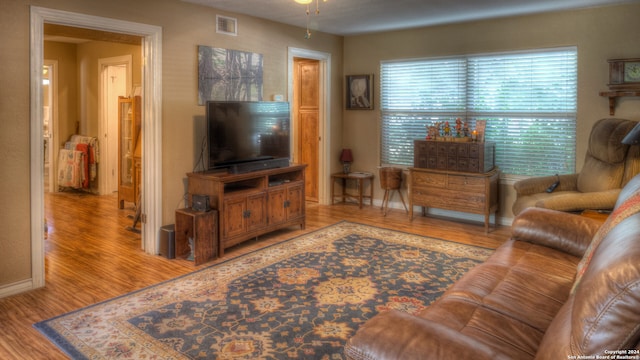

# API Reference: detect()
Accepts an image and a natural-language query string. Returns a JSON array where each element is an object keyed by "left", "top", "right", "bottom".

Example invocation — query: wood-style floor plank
[{"left": 0, "top": 192, "right": 511, "bottom": 359}]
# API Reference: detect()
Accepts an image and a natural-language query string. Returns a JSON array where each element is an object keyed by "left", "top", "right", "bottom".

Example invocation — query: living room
[{"left": 1, "top": 0, "right": 640, "bottom": 357}]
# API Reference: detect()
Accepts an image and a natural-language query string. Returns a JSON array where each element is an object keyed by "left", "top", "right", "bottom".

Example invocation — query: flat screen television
[{"left": 206, "top": 101, "right": 290, "bottom": 170}]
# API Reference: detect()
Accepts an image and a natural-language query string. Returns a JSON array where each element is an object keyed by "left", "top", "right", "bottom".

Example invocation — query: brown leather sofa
[{"left": 345, "top": 174, "right": 640, "bottom": 359}]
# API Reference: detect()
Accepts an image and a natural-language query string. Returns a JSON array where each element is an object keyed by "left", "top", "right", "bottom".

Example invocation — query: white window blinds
[{"left": 380, "top": 47, "right": 577, "bottom": 176}]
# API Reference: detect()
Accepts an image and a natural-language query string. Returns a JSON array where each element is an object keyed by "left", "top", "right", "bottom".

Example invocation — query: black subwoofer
[{"left": 159, "top": 224, "right": 175, "bottom": 259}]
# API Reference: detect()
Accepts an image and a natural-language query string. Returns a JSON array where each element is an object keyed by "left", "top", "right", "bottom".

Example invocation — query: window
[{"left": 380, "top": 47, "right": 577, "bottom": 176}]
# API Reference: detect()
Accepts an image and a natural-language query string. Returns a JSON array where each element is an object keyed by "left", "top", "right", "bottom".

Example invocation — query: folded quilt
[{"left": 57, "top": 149, "right": 85, "bottom": 189}]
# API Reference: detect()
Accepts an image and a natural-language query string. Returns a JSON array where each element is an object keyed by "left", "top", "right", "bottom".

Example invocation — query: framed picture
[
  {"left": 346, "top": 74, "right": 373, "bottom": 110},
  {"left": 607, "top": 58, "right": 640, "bottom": 90},
  {"left": 197, "top": 45, "right": 263, "bottom": 105}
]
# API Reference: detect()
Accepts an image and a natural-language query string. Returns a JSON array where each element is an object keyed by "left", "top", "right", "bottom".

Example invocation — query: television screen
[{"left": 206, "top": 101, "right": 290, "bottom": 170}]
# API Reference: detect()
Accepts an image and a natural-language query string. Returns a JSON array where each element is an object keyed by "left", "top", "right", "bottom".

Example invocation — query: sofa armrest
[
  {"left": 344, "top": 310, "right": 509, "bottom": 360},
  {"left": 534, "top": 189, "right": 620, "bottom": 212},
  {"left": 511, "top": 207, "right": 602, "bottom": 258},
  {"left": 514, "top": 174, "right": 578, "bottom": 196}
]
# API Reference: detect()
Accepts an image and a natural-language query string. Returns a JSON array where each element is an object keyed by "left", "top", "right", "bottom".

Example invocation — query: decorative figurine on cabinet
[{"left": 455, "top": 118, "right": 463, "bottom": 137}]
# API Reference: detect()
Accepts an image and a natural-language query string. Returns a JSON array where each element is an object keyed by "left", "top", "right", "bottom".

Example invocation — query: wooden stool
[{"left": 379, "top": 167, "right": 408, "bottom": 216}]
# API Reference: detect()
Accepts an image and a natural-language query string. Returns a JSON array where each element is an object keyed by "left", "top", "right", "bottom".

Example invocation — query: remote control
[{"left": 546, "top": 175, "right": 560, "bottom": 193}]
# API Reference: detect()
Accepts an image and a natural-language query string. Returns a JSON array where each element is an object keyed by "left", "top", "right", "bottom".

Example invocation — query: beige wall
[
  {"left": 44, "top": 40, "right": 143, "bottom": 146},
  {"left": 75, "top": 41, "right": 143, "bottom": 137},
  {"left": 342, "top": 3, "right": 640, "bottom": 219},
  {"left": 0, "top": 0, "right": 343, "bottom": 289},
  {"left": 44, "top": 41, "right": 78, "bottom": 147}
]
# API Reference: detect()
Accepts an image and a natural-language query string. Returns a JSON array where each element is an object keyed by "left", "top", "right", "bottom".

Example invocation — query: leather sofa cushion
[
  {"left": 537, "top": 214, "right": 640, "bottom": 358},
  {"left": 418, "top": 239, "right": 580, "bottom": 359},
  {"left": 573, "top": 189, "right": 640, "bottom": 292}
]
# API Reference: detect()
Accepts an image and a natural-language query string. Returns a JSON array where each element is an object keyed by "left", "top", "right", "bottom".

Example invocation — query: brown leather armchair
[{"left": 512, "top": 118, "right": 640, "bottom": 216}]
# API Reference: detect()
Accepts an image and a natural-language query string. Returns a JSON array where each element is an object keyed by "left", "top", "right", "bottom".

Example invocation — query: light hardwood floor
[{"left": 0, "top": 191, "right": 511, "bottom": 359}]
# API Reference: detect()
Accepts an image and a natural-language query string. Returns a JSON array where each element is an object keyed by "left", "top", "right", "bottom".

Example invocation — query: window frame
[{"left": 380, "top": 47, "right": 578, "bottom": 176}]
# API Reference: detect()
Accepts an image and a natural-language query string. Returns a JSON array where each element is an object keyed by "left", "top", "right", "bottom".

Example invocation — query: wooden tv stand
[{"left": 186, "top": 164, "right": 306, "bottom": 256}]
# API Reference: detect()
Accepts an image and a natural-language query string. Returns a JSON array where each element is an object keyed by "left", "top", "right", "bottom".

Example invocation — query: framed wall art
[
  {"left": 197, "top": 45, "right": 263, "bottom": 105},
  {"left": 346, "top": 74, "right": 373, "bottom": 110}
]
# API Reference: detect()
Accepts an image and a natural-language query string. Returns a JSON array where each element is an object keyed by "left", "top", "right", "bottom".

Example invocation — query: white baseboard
[{"left": 0, "top": 278, "right": 35, "bottom": 299}]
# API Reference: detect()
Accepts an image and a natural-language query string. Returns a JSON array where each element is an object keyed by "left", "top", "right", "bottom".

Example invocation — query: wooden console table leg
[
  {"left": 484, "top": 213, "right": 490, "bottom": 234},
  {"left": 381, "top": 189, "right": 389, "bottom": 214},
  {"left": 369, "top": 177, "right": 374, "bottom": 207},
  {"left": 358, "top": 178, "right": 364, "bottom": 209},
  {"left": 331, "top": 177, "right": 336, "bottom": 205},
  {"left": 397, "top": 190, "right": 408, "bottom": 213}
]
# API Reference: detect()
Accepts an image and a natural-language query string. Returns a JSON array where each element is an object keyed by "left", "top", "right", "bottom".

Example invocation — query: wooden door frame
[
  {"left": 27, "top": 6, "right": 162, "bottom": 294},
  {"left": 43, "top": 59, "right": 59, "bottom": 194},
  {"left": 287, "top": 48, "right": 331, "bottom": 205}
]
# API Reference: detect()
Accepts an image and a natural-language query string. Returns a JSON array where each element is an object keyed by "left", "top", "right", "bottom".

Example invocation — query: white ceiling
[{"left": 182, "top": 0, "right": 639, "bottom": 36}]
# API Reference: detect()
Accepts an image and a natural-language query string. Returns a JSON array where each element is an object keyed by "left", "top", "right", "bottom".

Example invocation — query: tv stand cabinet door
[
  {"left": 246, "top": 192, "right": 267, "bottom": 231},
  {"left": 221, "top": 192, "right": 267, "bottom": 240},
  {"left": 267, "top": 188, "right": 287, "bottom": 225},
  {"left": 222, "top": 196, "right": 246, "bottom": 239},
  {"left": 267, "top": 182, "right": 304, "bottom": 226},
  {"left": 287, "top": 183, "right": 305, "bottom": 221}
]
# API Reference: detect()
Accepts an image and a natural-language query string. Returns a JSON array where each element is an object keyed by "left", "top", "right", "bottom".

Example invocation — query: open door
[{"left": 293, "top": 58, "right": 320, "bottom": 202}]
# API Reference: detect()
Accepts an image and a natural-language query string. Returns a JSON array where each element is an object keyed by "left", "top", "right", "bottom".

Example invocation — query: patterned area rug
[{"left": 35, "top": 221, "right": 493, "bottom": 359}]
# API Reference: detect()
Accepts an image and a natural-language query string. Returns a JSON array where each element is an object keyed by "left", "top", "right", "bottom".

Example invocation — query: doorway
[
  {"left": 99, "top": 56, "right": 132, "bottom": 196},
  {"left": 43, "top": 60, "right": 58, "bottom": 194},
  {"left": 288, "top": 48, "right": 331, "bottom": 205},
  {"left": 29, "top": 6, "right": 163, "bottom": 292}
]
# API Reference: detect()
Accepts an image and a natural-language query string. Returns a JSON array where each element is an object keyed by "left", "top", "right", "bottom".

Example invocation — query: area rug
[{"left": 35, "top": 221, "right": 493, "bottom": 359}]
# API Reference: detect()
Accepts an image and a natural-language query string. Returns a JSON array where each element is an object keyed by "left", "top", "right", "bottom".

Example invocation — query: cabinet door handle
[
  {"left": 284, "top": 200, "right": 290, "bottom": 208},
  {"left": 243, "top": 210, "right": 251, "bottom": 218}
]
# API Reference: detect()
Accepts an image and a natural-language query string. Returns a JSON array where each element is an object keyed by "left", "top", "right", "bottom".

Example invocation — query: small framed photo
[{"left": 346, "top": 74, "right": 373, "bottom": 110}]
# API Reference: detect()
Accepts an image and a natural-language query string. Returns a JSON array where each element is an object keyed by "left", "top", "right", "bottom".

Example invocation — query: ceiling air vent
[{"left": 216, "top": 15, "right": 237, "bottom": 36}]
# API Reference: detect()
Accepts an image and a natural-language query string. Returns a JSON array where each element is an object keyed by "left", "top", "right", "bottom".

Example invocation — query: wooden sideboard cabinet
[
  {"left": 414, "top": 140, "right": 495, "bottom": 173},
  {"left": 187, "top": 164, "right": 306, "bottom": 256},
  {"left": 408, "top": 167, "right": 500, "bottom": 233}
]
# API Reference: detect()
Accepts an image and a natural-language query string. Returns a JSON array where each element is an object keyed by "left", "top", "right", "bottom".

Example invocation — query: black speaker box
[
  {"left": 159, "top": 224, "right": 175, "bottom": 259},
  {"left": 192, "top": 194, "right": 210, "bottom": 212}
]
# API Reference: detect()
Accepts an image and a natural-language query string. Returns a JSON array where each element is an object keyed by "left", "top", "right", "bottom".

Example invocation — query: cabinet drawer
[
  {"left": 457, "top": 144, "right": 469, "bottom": 157},
  {"left": 447, "top": 175, "right": 485, "bottom": 192},
  {"left": 437, "top": 143, "right": 448, "bottom": 157},
  {"left": 427, "top": 156, "right": 438, "bottom": 169},
  {"left": 414, "top": 154, "right": 428, "bottom": 168},
  {"left": 469, "top": 144, "right": 480, "bottom": 158},
  {"left": 412, "top": 172, "right": 446, "bottom": 188},
  {"left": 412, "top": 188, "right": 486, "bottom": 213},
  {"left": 415, "top": 141, "right": 429, "bottom": 155}
]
